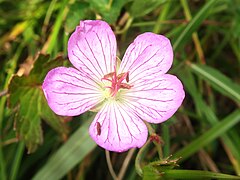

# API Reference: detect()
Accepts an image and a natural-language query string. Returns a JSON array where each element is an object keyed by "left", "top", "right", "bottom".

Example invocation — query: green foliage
[
  {"left": 173, "top": 110, "right": 240, "bottom": 161},
  {"left": 33, "top": 115, "right": 96, "bottom": 180},
  {"left": 130, "top": 0, "right": 166, "bottom": 18},
  {"left": 89, "top": 0, "right": 130, "bottom": 23},
  {"left": 143, "top": 158, "right": 240, "bottom": 179},
  {"left": 65, "top": 2, "right": 91, "bottom": 33},
  {"left": 8, "top": 54, "right": 68, "bottom": 153},
  {"left": 1, "top": 0, "right": 240, "bottom": 179},
  {"left": 172, "top": 0, "right": 217, "bottom": 51},
  {"left": 143, "top": 169, "right": 240, "bottom": 179},
  {"left": 189, "top": 63, "right": 240, "bottom": 103}
]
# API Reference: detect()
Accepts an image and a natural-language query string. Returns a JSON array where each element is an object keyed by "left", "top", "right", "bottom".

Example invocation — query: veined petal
[
  {"left": 123, "top": 74, "right": 185, "bottom": 123},
  {"left": 68, "top": 20, "right": 117, "bottom": 81},
  {"left": 119, "top": 33, "right": 173, "bottom": 83},
  {"left": 89, "top": 101, "right": 148, "bottom": 152},
  {"left": 42, "top": 67, "right": 103, "bottom": 116}
]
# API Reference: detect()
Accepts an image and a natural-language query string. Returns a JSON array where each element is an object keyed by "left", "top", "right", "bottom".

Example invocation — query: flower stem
[
  {"left": 105, "top": 150, "right": 118, "bottom": 180},
  {"left": 135, "top": 139, "right": 151, "bottom": 176},
  {"left": 115, "top": 16, "right": 133, "bottom": 34},
  {"left": 144, "top": 122, "right": 163, "bottom": 160},
  {"left": 118, "top": 148, "right": 136, "bottom": 180},
  {"left": 162, "top": 124, "right": 170, "bottom": 157}
]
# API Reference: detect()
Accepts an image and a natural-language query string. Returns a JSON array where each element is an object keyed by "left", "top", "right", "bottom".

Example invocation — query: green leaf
[
  {"left": 8, "top": 54, "right": 68, "bottom": 153},
  {"left": 32, "top": 115, "right": 97, "bottom": 180},
  {"left": 173, "top": 0, "right": 218, "bottom": 51},
  {"left": 189, "top": 63, "right": 240, "bottom": 103},
  {"left": 179, "top": 68, "right": 240, "bottom": 163},
  {"left": 143, "top": 166, "right": 240, "bottom": 179},
  {"left": 143, "top": 165, "right": 162, "bottom": 180},
  {"left": 89, "top": 0, "right": 129, "bottom": 23},
  {"left": 162, "top": 170, "right": 240, "bottom": 179},
  {"left": 130, "top": 0, "right": 166, "bottom": 18},
  {"left": 143, "top": 163, "right": 240, "bottom": 180},
  {"left": 46, "top": 0, "right": 69, "bottom": 54},
  {"left": 64, "top": 2, "right": 91, "bottom": 33},
  {"left": 173, "top": 110, "right": 240, "bottom": 161}
]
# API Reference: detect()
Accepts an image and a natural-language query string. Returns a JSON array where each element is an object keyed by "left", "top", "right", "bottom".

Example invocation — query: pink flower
[{"left": 42, "top": 20, "right": 185, "bottom": 152}]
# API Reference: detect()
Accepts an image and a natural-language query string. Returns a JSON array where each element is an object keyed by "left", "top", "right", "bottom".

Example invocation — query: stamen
[
  {"left": 102, "top": 68, "right": 132, "bottom": 97},
  {"left": 120, "top": 83, "right": 133, "bottom": 89}
]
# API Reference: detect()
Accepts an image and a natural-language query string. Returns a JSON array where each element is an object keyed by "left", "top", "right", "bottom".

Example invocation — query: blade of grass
[
  {"left": 189, "top": 63, "right": 240, "bottom": 103},
  {"left": 10, "top": 142, "right": 25, "bottom": 180},
  {"left": 153, "top": 0, "right": 172, "bottom": 34},
  {"left": 162, "top": 170, "right": 240, "bottom": 179},
  {"left": 230, "top": 39, "right": 240, "bottom": 63},
  {"left": 173, "top": 110, "right": 240, "bottom": 161},
  {"left": 162, "top": 123, "right": 170, "bottom": 157},
  {"left": 181, "top": 0, "right": 206, "bottom": 64},
  {"left": 0, "top": 42, "right": 25, "bottom": 180},
  {"left": 42, "top": 0, "right": 69, "bottom": 54},
  {"left": 42, "top": 0, "right": 58, "bottom": 36},
  {"left": 0, "top": 145, "right": 7, "bottom": 180},
  {"left": 32, "top": 116, "right": 96, "bottom": 180},
  {"left": 179, "top": 68, "right": 240, "bottom": 173},
  {"left": 173, "top": 0, "right": 218, "bottom": 51}
]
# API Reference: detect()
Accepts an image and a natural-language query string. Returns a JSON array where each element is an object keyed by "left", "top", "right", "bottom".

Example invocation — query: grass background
[{"left": 0, "top": 0, "right": 240, "bottom": 179}]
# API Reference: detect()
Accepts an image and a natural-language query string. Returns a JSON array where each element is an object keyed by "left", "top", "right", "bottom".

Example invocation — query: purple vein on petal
[
  {"left": 53, "top": 71, "right": 102, "bottom": 90},
  {"left": 117, "top": 102, "right": 141, "bottom": 138},
  {"left": 107, "top": 33, "right": 114, "bottom": 72},
  {"left": 128, "top": 78, "right": 168, "bottom": 90},
  {"left": 58, "top": 96, "right": 102, "bottom": 110},
  {"left": 72, "top": 50, "right": 102, "bottom": 80},
  {"left": 103, "top": 103, "right": 111, "bottom": 144},
  {"left": 67, "top": 100, "right": 101, "bottom": 111},
  {"left": 124, "top": 94, "right": 174, "bottom": 102},
  {"left": 127, "top": 44, "right": 152, "bottom": 71},
  {"left": 84, "top": 37, "right": 105, "bottom": 76},
  {"left": 120, "top": 45, "right": 137, "bottom": 72},
  {"left": 51, "top": 91, "right": 100, "bottom": 95},
  {"left": 75, "top": 42, "right": 103, "bottom": 78},
  {"left": 129, "top": 49, "right": 163, "bottom": 82},
  {"left": 118, "top": 102, "right": 142, "bottom": 132},
  {"left": 122, "top": 99, "right": 165, "bottom": 119},
  {"left": 95, "top": 32, "right": 108, "bottom": 74},
  {"left": 113, "top": 103, "right": 122, "bottom": 144},
  {"left": 54, "top": 80, "right": 100, "bottom": 91},
  {"left": 55, "top": 96, "right": 101, "bottom": 106}
]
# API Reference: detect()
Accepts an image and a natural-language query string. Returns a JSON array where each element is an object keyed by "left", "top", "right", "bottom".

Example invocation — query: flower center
[{"left": 101, "top": 67, "right": 132, "bottom": 98}]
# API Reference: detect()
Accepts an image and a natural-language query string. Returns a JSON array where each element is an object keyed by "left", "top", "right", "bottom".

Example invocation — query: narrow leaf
[
  {"left": 130, "top": 0, "right": 166, "bottom": 18},
  {"left": 32, "top": 116, "right": 97, "bottom": 180},
  {"left": 163, "top": 170, "right": 240, "bottom": 179},
  {"left": 173, "top": 110, "right": 240, "bottom": 161},
  {"left": 173, "top": 0, "right": 218, "bottom": 51},
  {"left": 189, "top": 63, "right": 240, "bottom": 103}
]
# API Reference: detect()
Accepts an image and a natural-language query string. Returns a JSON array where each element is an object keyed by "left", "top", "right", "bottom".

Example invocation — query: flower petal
[
  {"left": 118, "top": 32, "right": 173, "bottom": 83},
  {"left": 42, "top": 67, "right": 103, "bottom": 116},
  {"left": 89, "top": 101, "right": 148, "bottom": 152},
  {"left": 123, "top": 74, "right": 185, "bottom": 123},
  {"left": 68, "top": 20, "right": 117, "bottom": 81}
]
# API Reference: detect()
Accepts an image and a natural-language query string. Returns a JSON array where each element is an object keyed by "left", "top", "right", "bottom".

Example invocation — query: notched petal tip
[
  {"left": 76, "top": 20, "right": 110, "bottom": 34},
  {"left": 68, "top": 20, "right": 117, "bottom": 80}
]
